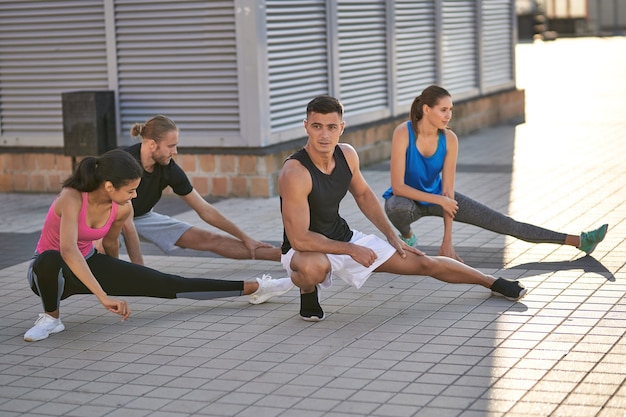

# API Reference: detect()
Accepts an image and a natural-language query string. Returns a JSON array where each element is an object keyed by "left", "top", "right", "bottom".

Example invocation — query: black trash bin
[{"left": 62, "top": 90, "right": 117, "bottom": 157}]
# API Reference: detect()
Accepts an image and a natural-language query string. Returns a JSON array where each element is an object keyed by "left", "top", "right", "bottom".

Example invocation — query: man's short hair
[{"left": 306, "top": 95, "right": 344, "bottom": 118}]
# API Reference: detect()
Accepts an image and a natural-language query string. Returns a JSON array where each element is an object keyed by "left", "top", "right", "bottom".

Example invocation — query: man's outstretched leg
[{"left": 377, "top": 252, "right": 527, "bottom": 301}]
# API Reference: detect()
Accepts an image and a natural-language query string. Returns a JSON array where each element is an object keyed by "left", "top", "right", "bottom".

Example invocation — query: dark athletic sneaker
[
  {"left": 490, "top": 277, "right": 527, "bottom": 301},
  {"left": 300, "top": 286, "right": 325, "bottom": 321}
]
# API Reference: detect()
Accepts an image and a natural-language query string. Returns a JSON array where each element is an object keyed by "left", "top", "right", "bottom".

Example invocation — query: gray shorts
[
  {"left": 133, "top": 211, "right": 193, "bottom": 254},
  {"left": 281, "top": 230, "right": 397, "bottom": 290}
]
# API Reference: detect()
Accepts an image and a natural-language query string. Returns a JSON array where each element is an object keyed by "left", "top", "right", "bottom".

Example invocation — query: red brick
[
  {"left": 177, "top": 154, "right": 197, "bottom": 172},
  {"left": 265, "top": 155, "right": 280, "bottom": 173},
  {"left": 231, "top": 176, "right": 248, "bottom": 197},
  {"left": 250, "top": 176, "right": 269, "bottom": 198},
  {"left": 0, "top": 174, "right": 12, "bottom": 191},
  {"left": 47, "top": 174, "right": 63, "bottom": 192},
  {"left": 4, "top": 154, "right": 19, "bottom": 170},
  {"left": 13, "top": 174, "right": 29, "bottom": 191},
  {"left": 212, "top": 177, "right": 228, "bottom": 197},
  {"left": 38, "top": 153, "right": 57, "bottom": 170},
  {"left": 31, "top": 174, "right": 46, "bottom": 191},
  {"left": 191, "top": 176, "right": 209, "bottom": 196},
  {"left": 24, "top": 154, "right": 38, "bottom": 170},
  {"left": 56, "top": 155, "right": 73, "bottom": 172},
  {"left": 199, "top": 154, "right": 216, "bottom": 173},
  {"left": 238, "top": 155, "right": 257, "bottom": 175},
  {"left": 219, "top": 155, "right": 236, "bottom": 173}
]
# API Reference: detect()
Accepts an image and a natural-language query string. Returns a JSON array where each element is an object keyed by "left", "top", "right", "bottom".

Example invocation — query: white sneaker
[
  {"left": 24, "top": 313, "right": 65, "bottom": 342},
  {"left": 248, "top": 274, "right": 294, "bottom": 305}
]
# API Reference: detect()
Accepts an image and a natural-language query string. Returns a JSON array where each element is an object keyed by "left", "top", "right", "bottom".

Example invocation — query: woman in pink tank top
[{"left": 24, "top": 149, "right": 293, "bottom": 342}]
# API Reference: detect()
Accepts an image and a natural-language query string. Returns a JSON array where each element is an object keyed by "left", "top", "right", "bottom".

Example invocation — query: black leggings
[
  {"left": 29, "top": 250, "right": 244, "bottom": 312},
  {"left": 384, "top": 193, "right": 567, "bottom": 244}
]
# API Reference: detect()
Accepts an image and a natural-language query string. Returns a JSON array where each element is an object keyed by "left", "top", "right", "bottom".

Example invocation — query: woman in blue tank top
[{"left": 383, "top": 85, "right": 608, "bottom": 262}]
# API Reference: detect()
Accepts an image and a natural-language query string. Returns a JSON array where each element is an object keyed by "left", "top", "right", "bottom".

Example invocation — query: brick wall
[{"left": 0, "top": 88, "right": 524, "bottom": 197}]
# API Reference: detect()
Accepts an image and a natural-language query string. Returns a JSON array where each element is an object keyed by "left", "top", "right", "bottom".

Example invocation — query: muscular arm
[
  {"left": 279, "top": 159, "right": 355, "bottom": 256},
  {"left": 342, "top": 144, "right": 397, "bottom": 240},
  {"left": 181, "top": 189, "right": 248, "bottom": 239},
  {"left": 341, "top": 144, "right": 421, "bottom": 258},
  {"left": 180, "top": 189, "right": 272, "bottom": 256}
]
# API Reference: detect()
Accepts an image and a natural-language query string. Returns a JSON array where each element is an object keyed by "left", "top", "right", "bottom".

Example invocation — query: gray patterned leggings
[{"left": 384, "top": 192, "right": 567, "bottom": 244}]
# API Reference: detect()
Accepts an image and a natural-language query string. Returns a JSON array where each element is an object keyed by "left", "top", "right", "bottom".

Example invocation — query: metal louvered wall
[
  {"left": 441, "top": 0, "right": 479, "bottom": 99},
  {"left": 481, "top": 0, "right": 515, "bottom": 92},
  {"left": 0, "top": 1, "right": 109, "bottom": 146},
  {"left": 336, "top": 1, "right": 389, "bottom": 120},
  {"left": 266, "top": 1, "right": 329, "bottom": 134},
  {"left": 0, "top": 0, "right": 517, "bottom": 149},
  {"left": 115, "top": 1, "right": 240, "bottom": 145},
  {"left": 394, "top": 0, "right": 438, "bottom": 108}
]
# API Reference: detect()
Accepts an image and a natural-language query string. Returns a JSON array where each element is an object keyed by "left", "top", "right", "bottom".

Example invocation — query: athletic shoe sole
[{"left": 491, "top": 287, "right": 528, "bottom": 302}]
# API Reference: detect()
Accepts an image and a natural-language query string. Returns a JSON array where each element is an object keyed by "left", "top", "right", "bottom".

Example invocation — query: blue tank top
[{"left": 383, "top": 121, "right": 446, "bottom": 205}]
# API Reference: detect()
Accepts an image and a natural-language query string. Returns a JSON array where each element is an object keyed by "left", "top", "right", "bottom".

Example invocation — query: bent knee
[
  {"left": 291, "top": 253, "right": 330, "bottom": 284},
  {"left": 33, "top": 250, "right": 63, "bottom": 272}
]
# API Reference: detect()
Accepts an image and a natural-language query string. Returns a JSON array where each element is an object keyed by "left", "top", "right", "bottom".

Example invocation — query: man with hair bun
[
  {"left": 122, "top": 115, "right": 281, "bottom": 262},
  {"left": 120, "top": 115, "right": 290, "bottom": 302}
]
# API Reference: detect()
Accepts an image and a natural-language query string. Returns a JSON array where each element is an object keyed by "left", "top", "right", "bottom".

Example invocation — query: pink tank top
[{"left": 36, "top": 192, "right": 119, "bottom": 257}]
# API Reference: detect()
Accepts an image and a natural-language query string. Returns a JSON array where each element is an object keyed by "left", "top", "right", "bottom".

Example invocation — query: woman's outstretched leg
[
  {"left": 84, "top": 254, "right": 292, "bottom": 302},
  {"left": 25, "top": 252, "right": 293, "bottom": 342},
  {"left": 384, "top": 193, "right": 566, "bottom": 244},
  {"left": 452, "top": 192, "right": 568, "bottom": 244}
]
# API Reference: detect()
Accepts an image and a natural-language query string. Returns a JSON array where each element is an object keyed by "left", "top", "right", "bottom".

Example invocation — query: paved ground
[{"left": 1, "top": 36, "right": 625, "bottom": 417}]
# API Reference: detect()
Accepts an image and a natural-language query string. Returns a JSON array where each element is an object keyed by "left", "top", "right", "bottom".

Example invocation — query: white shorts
[
  {"left": 281, "top": 230, "right": 397, "bottom": 290},
  {"left": 132, "top": 211, "right": 193, "bottom": 254}
]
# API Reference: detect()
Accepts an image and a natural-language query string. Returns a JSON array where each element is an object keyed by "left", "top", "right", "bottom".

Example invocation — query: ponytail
[
  {"left": 62, "top": 157, "right": 100, "bottom": 191},
  {"left": 130, "top": 115, "right": 178, "bottom": 143},
  {"left": 409, "top": 85, "right": 451, "bottom": 136},
  {"left": 62, "top": 149, "right": 142, "bottom": 192},
  {"left": 409, "top": 95, "right": 423, "bottom": 136}
]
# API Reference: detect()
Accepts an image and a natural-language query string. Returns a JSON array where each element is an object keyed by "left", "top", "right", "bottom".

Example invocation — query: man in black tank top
[{"left": 279, "top": 96, "right": 527, "bottom": 322}]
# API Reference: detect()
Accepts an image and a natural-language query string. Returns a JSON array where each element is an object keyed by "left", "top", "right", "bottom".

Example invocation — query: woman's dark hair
[
  {"left": 62, "top": 149, "right": 143, "bottom": 192},
  {"left": 306, "top": 95, "right": 344, "bottom": 118},
  {"left": 409, "top": 85, "right": 451, "bottom": 135},
  {"left": 130, "top": 115, "right": 178, "bottom": 142}
]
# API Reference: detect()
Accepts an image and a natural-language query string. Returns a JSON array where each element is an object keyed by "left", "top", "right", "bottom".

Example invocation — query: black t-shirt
[
  {"left": 124, "top": 143, "right": 194, "bottom": 217},
  {"left": 281, "top": 145, "right": 353, "bottom": 254}
]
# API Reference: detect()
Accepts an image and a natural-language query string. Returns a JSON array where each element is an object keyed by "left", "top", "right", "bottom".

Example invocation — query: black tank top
[{"left": 281, "top": 146, "right": 354, "bottom": 254}]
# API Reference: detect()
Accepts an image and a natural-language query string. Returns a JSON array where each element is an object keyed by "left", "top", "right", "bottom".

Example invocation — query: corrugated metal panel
[
  {"left": 395, "top": 0, "right": 437, "bottom": 107},
  {"left": 482, "top": 0, "right": 513, "bottom": 88},
  {"left": 441, "top": 0, "right": 478, "bottom": 95},
  {"left": 0, "top": 1, "right": 108, "bottom": 137},
  {"left": 337, "top": 1, "right": 388, "bottom": 115},
  {"left": 115, "top": 0, "right": 239, "bottom": 138},
  {"left": 266, "top": 0, "right": 328, "bottom": 132}
]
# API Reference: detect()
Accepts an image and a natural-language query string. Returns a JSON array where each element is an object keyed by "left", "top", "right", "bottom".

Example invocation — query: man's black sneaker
[
  {"left": 300, "top": 286, "right": 325, "bottom": 321},
  {"left": 490, "top": 277, "right": 527, "bottom": 301}
]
